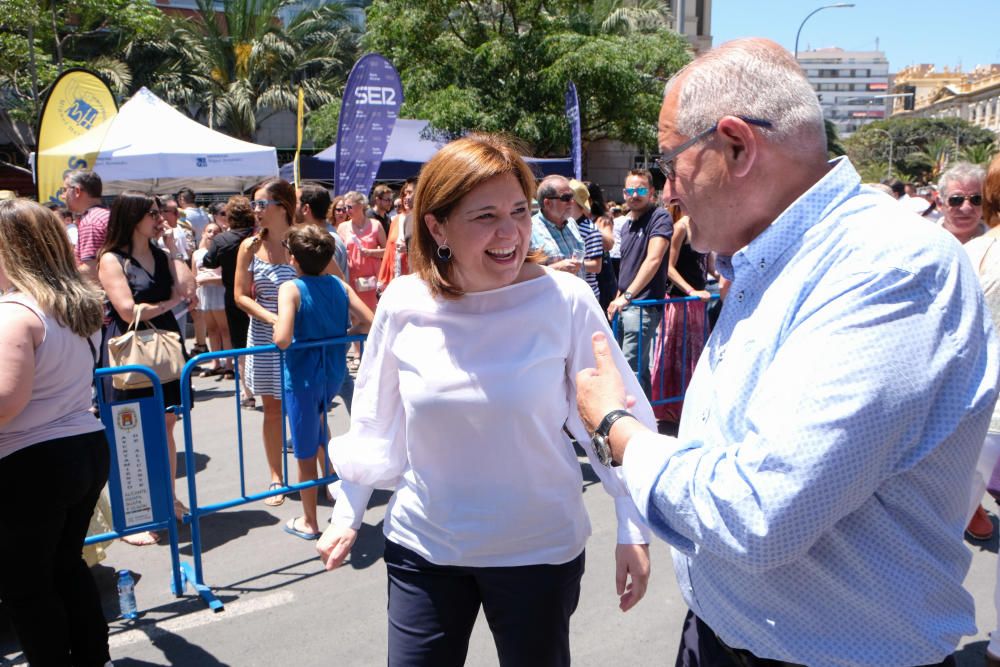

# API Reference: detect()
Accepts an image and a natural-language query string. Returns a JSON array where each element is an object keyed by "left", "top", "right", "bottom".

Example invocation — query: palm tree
[
  {"left": 908, "top": 137, "right": 954, "bottom": 182},
  {"left": 179, "top": 0, "right": 361, "bottom": 141},
  {"left": 960, "top": 142, "right": 996, "bottom": 167},
  {"left": 569, "top": 0, "right": 673, "bottom": 35}
]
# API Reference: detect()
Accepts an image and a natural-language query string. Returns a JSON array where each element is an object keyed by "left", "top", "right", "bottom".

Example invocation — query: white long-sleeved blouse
[{"left": 329, "top": 269, "right": 655, "bottom": 567}]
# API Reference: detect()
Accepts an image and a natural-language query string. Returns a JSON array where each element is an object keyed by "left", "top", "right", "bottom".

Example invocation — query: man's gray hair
[
  {"left": 64, "top": 169, "right": 102, "bottom": 198},
  {"left": 537, "top": 175, "right": 568, "bottom": 203},
  {"left": 666, "top": 39, "right": 826, "bottom": 153},
  {"left": 938, "top": 162, "right": 985, "bottom": 197}
]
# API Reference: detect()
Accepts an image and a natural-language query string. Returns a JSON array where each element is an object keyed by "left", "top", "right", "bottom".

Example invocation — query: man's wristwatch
[
  {"left": 623, "top": 290, "right": 633, "bottom": 303},
  {"left": 591, "top": 409, "right": 633, "bottom": 467}
]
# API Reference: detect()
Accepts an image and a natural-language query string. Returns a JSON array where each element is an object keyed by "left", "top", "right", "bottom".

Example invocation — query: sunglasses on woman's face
[
  {"left": 334, "top": 207, "right": 347, "bottom": 214},
  {"left": 251, "top": 199, "right": 279, "bottom": 211}
]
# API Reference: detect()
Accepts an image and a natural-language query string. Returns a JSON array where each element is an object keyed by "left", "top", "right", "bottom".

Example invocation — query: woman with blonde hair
[
  {"left": 0, "top": 199, "right": 112, "bottom": 666},
  {"left": 336, "top": 190, "right": 385, "bottom": 312},
  {"left": 317, "top": 135, "right": 655, "bottom": 666}
]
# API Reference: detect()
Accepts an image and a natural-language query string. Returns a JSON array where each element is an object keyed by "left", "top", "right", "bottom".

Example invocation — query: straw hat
[{"left": 568, "top": 179, "right": 591, "bottom": 216}]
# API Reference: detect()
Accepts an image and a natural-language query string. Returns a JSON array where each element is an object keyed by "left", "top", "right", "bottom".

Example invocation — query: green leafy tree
[
  {"left": 960, "top": 141, "right": 996, "bottom": 167},
  {"left": 825, "top": 119, "right": 845, "bottom": 158},
  {"left": 845, "top": 117, "right": 996, "bottom": 183},
  {"left": 353, "top": 0, "right": 690, "bottom": 156},
  {"left": 305, "top": 98, "right": 341, "bottom": 146},
  {"left": 176, "top": 0, "right": 361, "bottom": 140},
  {"left": 0, "top": 0, "right": 166, "bottom": 160}
]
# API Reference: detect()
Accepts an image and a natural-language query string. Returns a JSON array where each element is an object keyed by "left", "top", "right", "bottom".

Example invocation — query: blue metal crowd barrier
[
  {"left": 175, "top": 335, "right": 365, "bottom": 611},
  {"left": 88, "top": 366, "right": 184, "bottom": 602},
  {"left": 611, "top": 295, "right": 719, "bottom": 407}
]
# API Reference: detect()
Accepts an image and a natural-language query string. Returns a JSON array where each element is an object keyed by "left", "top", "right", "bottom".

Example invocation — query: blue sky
[{"left": 711, "top": 0, "right": 1000, "bottom": 72}]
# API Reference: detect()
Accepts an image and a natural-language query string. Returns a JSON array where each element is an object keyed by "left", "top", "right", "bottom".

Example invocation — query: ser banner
[
  {"left": 565, "top": 81, "right": 582, "bottom": 181},
  {"left": 335, "top": 53, "right": 403, "bottom": 197},
  {"left": 36, "top": 68, "right": 117, "bottom": 206}
]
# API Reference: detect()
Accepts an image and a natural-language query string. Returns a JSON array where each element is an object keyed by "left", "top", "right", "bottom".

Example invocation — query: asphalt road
[{"left": 1, "top": 370, "right": 997, "bottom": 666}]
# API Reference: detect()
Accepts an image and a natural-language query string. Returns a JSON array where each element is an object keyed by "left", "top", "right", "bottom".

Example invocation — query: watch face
[{"left": 592, "top": 433, "right": 612, "bottom": 467}]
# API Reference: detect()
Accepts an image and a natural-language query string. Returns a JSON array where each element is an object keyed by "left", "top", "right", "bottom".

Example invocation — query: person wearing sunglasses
[
  {"left": 235, "top": 178, "right": 300, "bottom": 506},
  {"left": 529, "top": 175, "right": 586, "bottom": 278},
  {"left": 606, "top": 170, "right": 672, "bottom": 396},
  {"left": 938, "top": 162, "right": 987, "bottom": 244},
  {"left": 575, "top": 38, "right": 997, "bottom": 667},
  {"left": 368, "top": 184, "right": 396, "bottom": 236}
]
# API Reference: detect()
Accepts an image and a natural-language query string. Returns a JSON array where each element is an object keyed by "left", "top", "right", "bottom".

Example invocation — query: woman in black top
[
  {"left": 203, "top": 196, "right": 256, "bottom": 408},
  {"left": 98, "top": 191, "right": 188, "bottom": 543}
]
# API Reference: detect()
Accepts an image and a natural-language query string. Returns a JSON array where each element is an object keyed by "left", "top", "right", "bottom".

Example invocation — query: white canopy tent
[{"left": 36, "top": 87, "right": 278, "bottom": 195}]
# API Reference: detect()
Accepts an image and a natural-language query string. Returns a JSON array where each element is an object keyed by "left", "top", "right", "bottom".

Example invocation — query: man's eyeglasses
[
  {"left": 251, "top": 199, "right": 279, "bottom": 211},
  {"left": 946, "top": 194, "right": 982, "bottom": 208},
  {"left": 655, "top": 117, "right": 773, "bottom": 180},
  {"left": 623, "top": 187, "right": 650, "bottom": 197},
  {"left": 545, "top": 193, "right": 574, "bottom": 203}
]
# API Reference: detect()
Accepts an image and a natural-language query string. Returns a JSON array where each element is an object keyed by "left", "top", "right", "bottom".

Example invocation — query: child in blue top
[{"left": 274, "top": 224, "right": 373, "bottom": 539}]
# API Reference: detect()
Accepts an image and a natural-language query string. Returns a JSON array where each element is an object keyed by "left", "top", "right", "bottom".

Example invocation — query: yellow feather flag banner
[
  {"left": 293, "top": 86, "right": 304, "bottom": 188},
  {"left": 36, "top": 69, "right": 117, "bottom": 206}
]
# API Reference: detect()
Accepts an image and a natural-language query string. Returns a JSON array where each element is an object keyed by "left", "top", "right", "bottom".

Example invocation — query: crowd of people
[{"left": 1, "top": 35, "right": 1000, "bottom": 667}]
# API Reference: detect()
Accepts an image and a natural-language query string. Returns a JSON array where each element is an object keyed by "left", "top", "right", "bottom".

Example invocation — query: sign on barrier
[
  {"left": 103, "top": 400, "right": 168, "bottom": 530},
  {"left": 86, "top": 366, "right": 184, "bottom": 603}
]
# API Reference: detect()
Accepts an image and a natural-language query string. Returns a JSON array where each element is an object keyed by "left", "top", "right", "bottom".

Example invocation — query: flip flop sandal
[
  {"left": 240, "top": 396, "right": 256, "bottom": 410},
  {"left": 264, "top": 482, "right": 285, "bottom": 507},
  {"left": 121, "top": 530, "right": 160, "bottom": 546},
  {"left": 283, "top": 517, "right": 321, "bottom": 541}
]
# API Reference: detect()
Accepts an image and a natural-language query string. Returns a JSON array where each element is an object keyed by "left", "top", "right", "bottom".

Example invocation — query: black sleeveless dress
[{"left": 106, "top": 245, "right": 186, "bottom": 409}]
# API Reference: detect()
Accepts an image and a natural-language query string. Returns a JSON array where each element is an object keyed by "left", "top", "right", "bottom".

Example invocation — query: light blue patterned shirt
[
  {"left": 622, "top": 158, "right": 999, "bottom": 667},
  {"left": 531, "top": 212, "right": 585, "bottom": 279}
]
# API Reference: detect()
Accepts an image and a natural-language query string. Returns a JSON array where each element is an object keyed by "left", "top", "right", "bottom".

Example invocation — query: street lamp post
[
  {"left": 794, "top": 4, "right": 855, "bottom": 60},
  {"left": 869, "top": 127, "right": 894, "bottom": 179}
]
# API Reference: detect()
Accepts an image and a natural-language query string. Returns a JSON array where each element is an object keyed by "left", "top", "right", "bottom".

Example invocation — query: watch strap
[{"left": 595, "top": 408, "right": 633, "bottom": 439}]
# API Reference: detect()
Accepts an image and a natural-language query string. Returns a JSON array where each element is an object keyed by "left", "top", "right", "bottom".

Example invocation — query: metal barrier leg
[{"left": 178, "top": 361, "right": 223, "bottom": 611}]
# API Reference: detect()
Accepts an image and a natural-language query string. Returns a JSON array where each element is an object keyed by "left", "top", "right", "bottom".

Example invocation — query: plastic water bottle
[{"left": 117, "top": 569, "right": 138, "bottom": 620}]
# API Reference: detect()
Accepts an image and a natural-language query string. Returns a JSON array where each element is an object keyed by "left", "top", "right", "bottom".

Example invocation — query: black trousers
[
  {"left": 0, "top": 430, "right": 111, "bottom": 667},
  {"left": 384, "top": 539, "right": 585, "bottom": 667},
  {"left": 675, "top": 610, "right": 957, "bottom": 667}
]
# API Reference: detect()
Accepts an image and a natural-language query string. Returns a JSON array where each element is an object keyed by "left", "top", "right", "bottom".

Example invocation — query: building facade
[
  {"left": 798, "top": 48, "right": 890, "bottom": 138},
  {"left": 891, "top": 64, "right": 1000, "bottom": 135}
]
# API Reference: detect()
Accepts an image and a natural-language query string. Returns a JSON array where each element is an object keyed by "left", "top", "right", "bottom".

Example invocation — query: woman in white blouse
[{"left": 317, "top": 135, "right": 655, "bottom": 666}]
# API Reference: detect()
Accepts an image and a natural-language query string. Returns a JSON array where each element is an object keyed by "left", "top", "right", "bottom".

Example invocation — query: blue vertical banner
[
  {"left": 335, "top": 53, "right": 403, "bottom": 196},
  {"left": 565, "top": 81, "right": 582, "bottom": 181}
]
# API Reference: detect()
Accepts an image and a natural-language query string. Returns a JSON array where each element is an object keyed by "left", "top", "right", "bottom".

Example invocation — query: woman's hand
[
  {"left": 316, "top": 524, "right": 358, "bottom": 570},
  {"left": 615, "top": 543, "right": 650, "bottom": 612},
  {"left": 690, "top": 289, "right": 712, "bottom": 302}
]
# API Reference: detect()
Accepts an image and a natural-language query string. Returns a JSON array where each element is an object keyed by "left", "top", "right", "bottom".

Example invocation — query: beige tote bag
[{"left": 107, "top": 304, "right": 185, "bottom": 390}]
